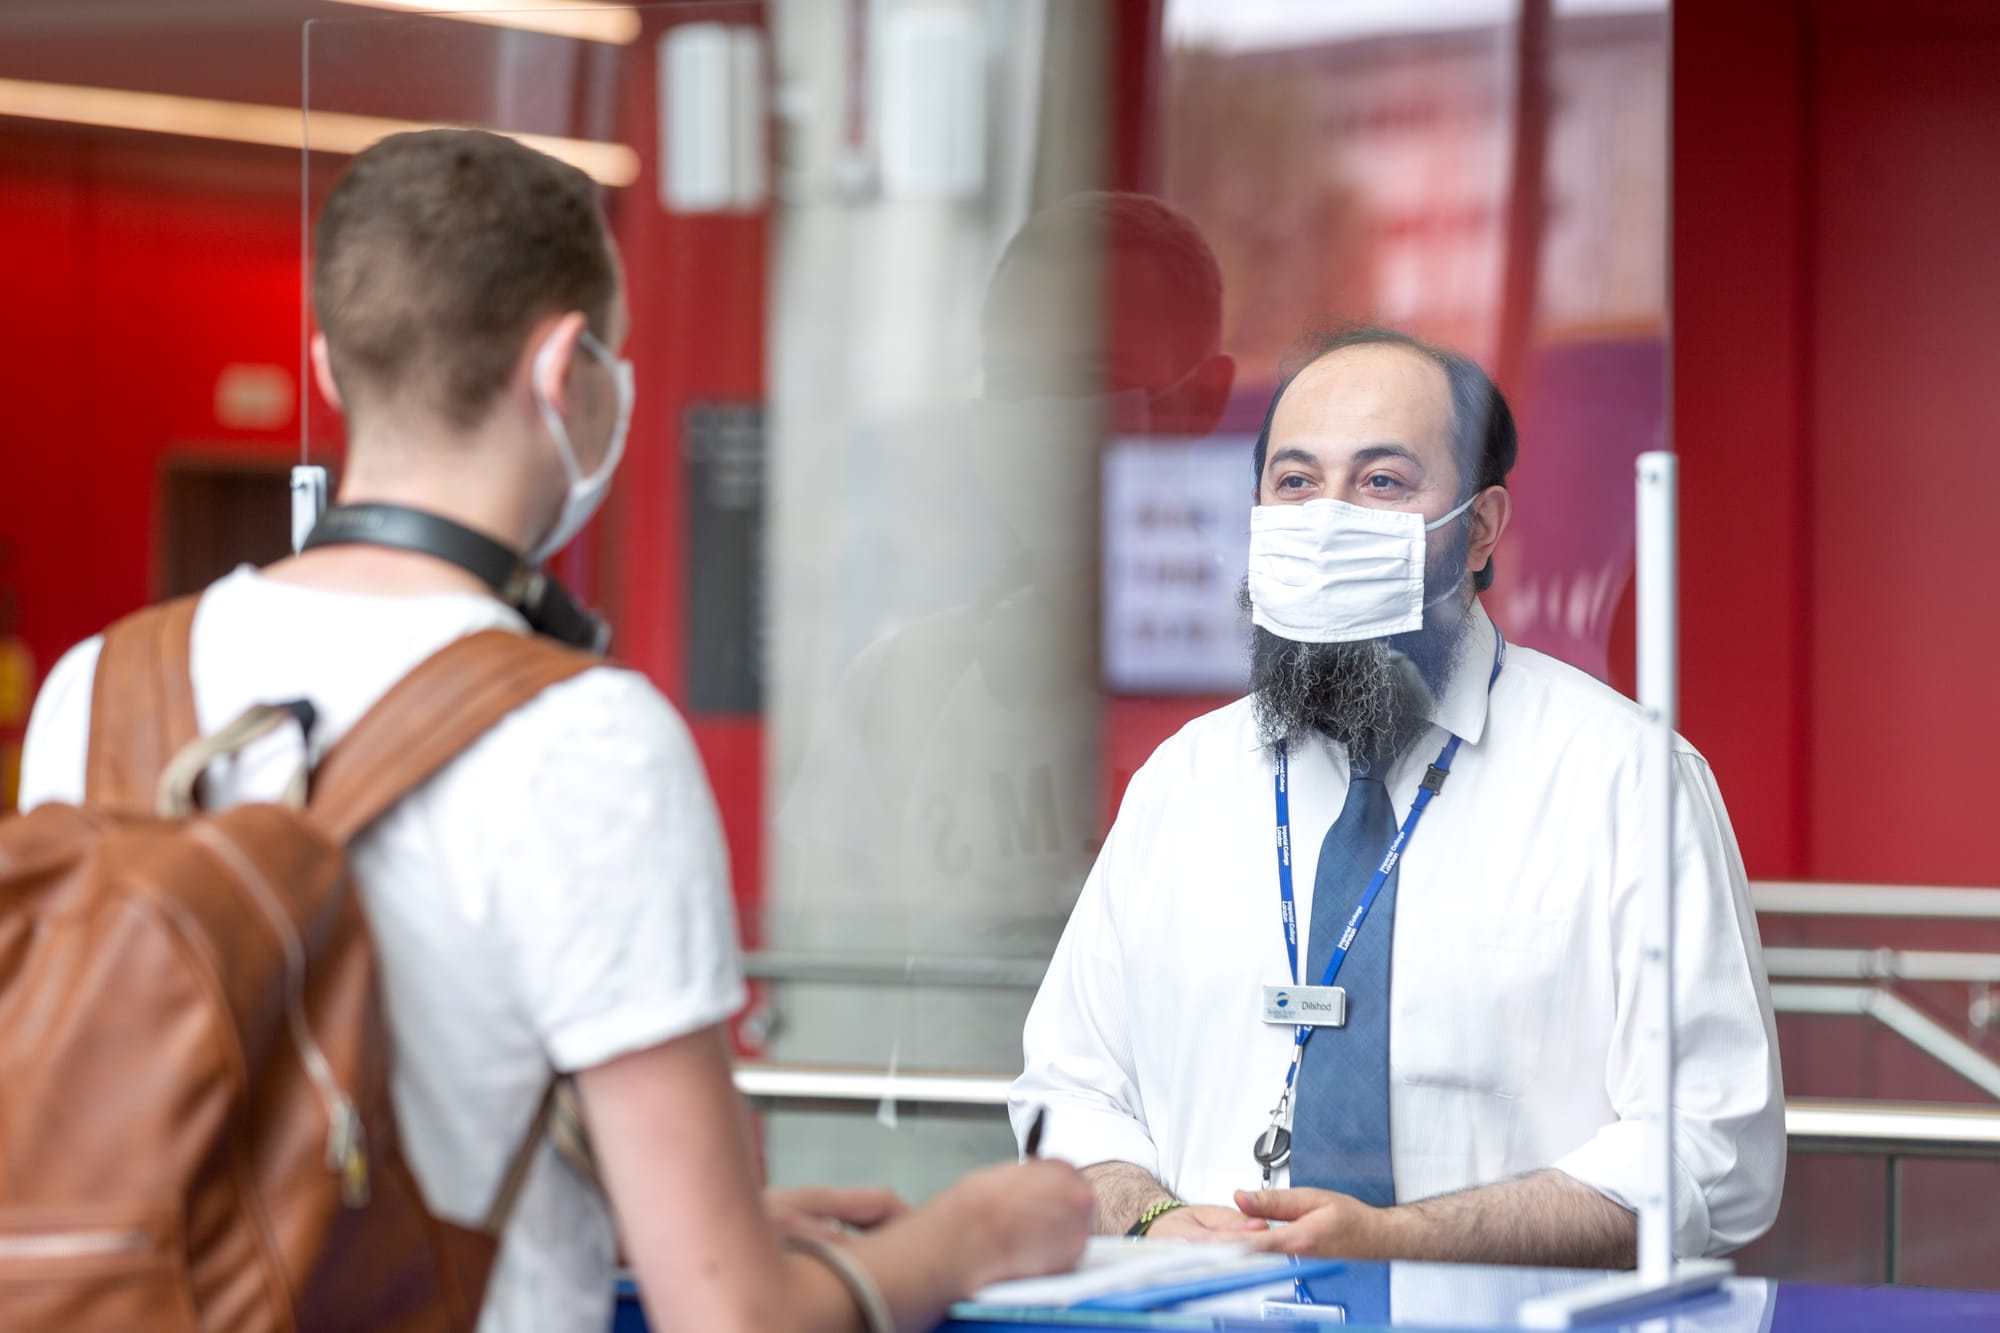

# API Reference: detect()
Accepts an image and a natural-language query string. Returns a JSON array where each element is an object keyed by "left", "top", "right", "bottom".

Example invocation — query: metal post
[
  {"left": 1885, "top": 1156, "right": 1903, "bottom": 1284},
  {"left": 1635, "top": 451, "right": 1678, "bottom": 1285},
  {"left": 290, "top": 464, "right": 328, "bottom": 553},
  {"left": 1518, "top": 454, "right": 1731, "bottom": 1329}
]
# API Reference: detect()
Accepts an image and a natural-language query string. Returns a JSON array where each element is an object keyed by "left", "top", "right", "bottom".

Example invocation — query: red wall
[
  {"left": 0, "top": 27, "right": 777, "bottom": 986},
  {"left": 0, "top": 134, "right": 312, "bottom": 713},
  {"left": 1677, "top": 0, "right": 2000, "bottom": 1287},
  {"left": 5, "top": 3, "right": 1996, "bottom": 923},
  {"left": 1673, "top": 0, "right": 1812, "bottom": 878},
  {"left": 1675, "top": 0, "right": 2000, "bottom": 886},
  {"left": 602, "top": 4, "right": 770, "bottom": 963},
  {"left": 1802, "top": 11, "right": 2000, "bottom": 885},
  {"left": 3, "top": 0, "right": 1998, "bottom": 1285}
]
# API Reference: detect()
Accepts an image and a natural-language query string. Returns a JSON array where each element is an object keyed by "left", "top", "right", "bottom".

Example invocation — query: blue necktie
[{"left": 1290, "top": 758, "right": 1398, "bottom": 1205}]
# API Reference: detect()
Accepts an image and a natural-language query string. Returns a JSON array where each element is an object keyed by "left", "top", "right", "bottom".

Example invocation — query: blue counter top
[
  {"left": 616, "top": 1259, "right": 2000, "bottom": 1331},
  {"left": 937, "top": 1260, "right": 2000, "bottom": 1332}
]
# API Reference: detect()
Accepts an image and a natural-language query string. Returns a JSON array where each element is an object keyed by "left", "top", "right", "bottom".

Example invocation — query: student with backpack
[{"left": 6, "top": 128, "right": 1091, "bottom": 1332}]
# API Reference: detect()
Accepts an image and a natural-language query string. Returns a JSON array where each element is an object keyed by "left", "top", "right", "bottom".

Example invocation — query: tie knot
[{"left": 1349, "top": 757, "right": 1382, "bottom": 783}]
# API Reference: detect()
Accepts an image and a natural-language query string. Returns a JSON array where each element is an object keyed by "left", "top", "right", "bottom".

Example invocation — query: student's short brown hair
[{"left": 313, "top": 129, "right": 618, "bottom": 430}]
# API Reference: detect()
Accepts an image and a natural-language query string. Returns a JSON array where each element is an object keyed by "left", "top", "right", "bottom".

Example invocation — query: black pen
[{"left": 1025, "top": 1105, "right": 1048, "bottom": 1158}]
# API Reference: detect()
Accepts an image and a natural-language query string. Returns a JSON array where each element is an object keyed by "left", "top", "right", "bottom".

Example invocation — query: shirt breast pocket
[{"left": 1393, "top": 908, "right": 1568, "bottom": 1101}]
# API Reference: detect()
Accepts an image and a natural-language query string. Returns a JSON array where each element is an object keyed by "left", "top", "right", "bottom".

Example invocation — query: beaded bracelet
[{"left": 1126, "top": 1198, "right": 1188, "bottom": 1237}]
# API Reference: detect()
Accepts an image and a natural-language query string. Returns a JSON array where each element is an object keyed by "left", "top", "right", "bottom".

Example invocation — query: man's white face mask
[
  {"left": 531, "top": 326, "right": 634, "bottom": 564},
  {"left": 1246, "top": 494, "right": 1474, "bottom": 644}
]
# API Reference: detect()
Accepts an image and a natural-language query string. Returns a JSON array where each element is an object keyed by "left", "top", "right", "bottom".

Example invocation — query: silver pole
[
  {"left": 1885, "top": 1156, "right": 1903, "bottom": 1283},
  {"left": 1518, "top": 452, "right": 1733, "bottom": 1329},
  {"left": 290, "top": 464, "right": 328, "bottom": 554},
  {"left": 1635, "top": 450, "right": 1678, "bottom": 1284}
]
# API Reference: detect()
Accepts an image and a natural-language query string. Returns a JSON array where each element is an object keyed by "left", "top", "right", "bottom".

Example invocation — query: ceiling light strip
[
  {"left": 0, "top": 78, "right": 639, "bottom": 186},
  {"left": 325, "top": 0, "right": 642, "bottom": 46}
]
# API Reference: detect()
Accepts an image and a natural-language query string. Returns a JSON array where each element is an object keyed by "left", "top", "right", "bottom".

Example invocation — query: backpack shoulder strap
[
  {"left": 307, "top": 629, "right": 600, "bottom": 844},
  {"left": 86, "top": 596, "right": 201, "bottom": 812}
]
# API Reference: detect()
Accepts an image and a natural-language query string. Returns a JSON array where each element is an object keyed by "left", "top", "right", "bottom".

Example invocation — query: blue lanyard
[{"left": 1273, "top": 633, "right": 1505, "bottom": 1087}]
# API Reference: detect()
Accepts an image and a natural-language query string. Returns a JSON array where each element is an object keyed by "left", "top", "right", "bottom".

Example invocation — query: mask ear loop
[
  {"left": 1422, "top": 490, "right": 1480, "bottom": 532},
  {"left": 579, "top": 330, "right": 634, "bottom": 485},
  {"left": 532, "top": 325, "right": 588, "bottom": 488},
  {"left": 1421, "top": 490, "right": 1487, "bottom": 609}
]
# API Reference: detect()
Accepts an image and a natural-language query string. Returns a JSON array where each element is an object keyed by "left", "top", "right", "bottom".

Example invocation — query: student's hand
[
  {"left": 934, "top": 1159, "right": 1095, "bottom": 1288},
  {"left": 1145, "top": 1204, "right": 1271, "bottom": 1241},
  {"left": 1233, "top": 1188, "right": 1382, "bottom": 1256},
  {"left": 767, "top": 1185, "right": 909, "bottom": 1237}
]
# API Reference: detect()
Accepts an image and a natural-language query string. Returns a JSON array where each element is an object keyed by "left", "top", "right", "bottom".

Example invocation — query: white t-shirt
[{"left": 19, "top": 567, "right": 747, "bottom": 1333}]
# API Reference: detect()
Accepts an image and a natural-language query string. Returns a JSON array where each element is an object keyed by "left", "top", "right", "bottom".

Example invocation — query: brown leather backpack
[{"left": 0, "top": 597, "right": 597, "bottom": 1331}]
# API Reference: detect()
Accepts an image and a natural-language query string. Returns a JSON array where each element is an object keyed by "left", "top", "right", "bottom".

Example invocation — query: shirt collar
[{"left": 1428, "top": 596, "right": 1498, "bottom": 748}]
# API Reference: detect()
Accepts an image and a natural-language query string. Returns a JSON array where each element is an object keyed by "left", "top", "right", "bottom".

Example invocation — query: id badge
[
  {"left": 1262, "top": 984, "right": 1346, "bottom": 1027},
  {"left": 1259, "top": 1301, "right": 1346, "bottom": 1323}
]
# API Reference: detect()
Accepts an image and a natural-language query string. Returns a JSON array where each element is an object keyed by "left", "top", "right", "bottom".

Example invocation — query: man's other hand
[
  {"left": 1233, "top": 1188, "right": 1381, "bottom": 1256},
  {"left": 1146, "top": 1203, "right": 1271, "bottom": 1241}
]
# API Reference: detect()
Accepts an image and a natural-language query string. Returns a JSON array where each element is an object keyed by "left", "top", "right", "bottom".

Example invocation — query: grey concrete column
[{"left": 763, "top": 0, "right": 1113, "bottom": 1197}]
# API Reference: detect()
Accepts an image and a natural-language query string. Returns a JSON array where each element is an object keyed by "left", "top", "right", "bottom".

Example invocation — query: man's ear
[
  {"left": 310, "top": 334, "right": 343, "bottom": 413},
  {"left": 525, "top": 311, "right": 588, "bottom": 417},
  {"left": 1467, "top": 485, "right": 1512, "bottom": 578}
]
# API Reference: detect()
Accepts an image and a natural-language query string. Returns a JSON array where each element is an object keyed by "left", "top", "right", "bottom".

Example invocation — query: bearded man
[{"left": 1010, "top": 326, "right": 1784, "bottom": 1269}]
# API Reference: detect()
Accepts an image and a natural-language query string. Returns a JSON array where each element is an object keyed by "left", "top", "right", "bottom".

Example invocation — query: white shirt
[
  {"left": 20, "top": 568, "right": 746, "bottom": 1333},
  {"left": 1010, "top": 601, "right": 1784, "bottom": 1258}
]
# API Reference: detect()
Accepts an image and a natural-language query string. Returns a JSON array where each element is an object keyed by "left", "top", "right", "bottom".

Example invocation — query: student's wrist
[
  {"left": 908, "top": 1184, "right": 1008, "bottom": 1294},
  {"left": 839, "top": 1220, "right": 961, "bottom": 1331},
  {"left": 785, "top": 1233, "right": 895, "bottom": 1333}
]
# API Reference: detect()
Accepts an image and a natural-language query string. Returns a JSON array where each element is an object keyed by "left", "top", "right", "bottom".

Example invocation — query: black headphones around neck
[{"left": 302, "top": 504, "right": 611, "bottom": 654}]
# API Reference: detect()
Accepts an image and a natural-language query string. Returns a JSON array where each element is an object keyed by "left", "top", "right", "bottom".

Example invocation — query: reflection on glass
[
  {"left": 300, "top": 0, "right": 1672, "bottom": 1207},
  {"left": 1182, "top": 1260, "right": 1772, "bottom": 1331}
]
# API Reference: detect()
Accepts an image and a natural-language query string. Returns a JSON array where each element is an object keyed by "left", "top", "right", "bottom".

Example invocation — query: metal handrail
[
  {"left": 1764, "top": 946, "right": 2000, "bottom": 985},
  {"left": 749, "top": 948, "right": 2000, "bottom": 989},
  {"left": 735, "top": 1063, "right": 2000, "bottom": 1156},
  {"left": 1784, "top": 1098, "right": 2000, "bottom": 1160},
  {"left": 745, "top": 887, "right": 2000, "bottom": 991},
  {"left": 735, "top": 1063, "right": 1011, "bottom": 1117},
  {"left": 742, "top": 956, "right": 2000, "bottom": 1106},
  {"left": 1752, "top": 882, "right": 2000, "bottom": 918},
  {"left": 733, "top": 1066, "right": 2000, "bottom": 1285},
  {"left": 744, "top": 951, "right": 1048, "bottom": 990},
  {"left": 1769, "top": 983, "right": 2000, "bottom": 1100},
  {"left": 740, "top": 881, "right": 2000, "bottom": 1287}
]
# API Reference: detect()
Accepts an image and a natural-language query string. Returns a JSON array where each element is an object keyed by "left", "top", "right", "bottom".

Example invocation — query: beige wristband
[{"left": 785, "top": 1232, "right": 896, "bottom": 1333}]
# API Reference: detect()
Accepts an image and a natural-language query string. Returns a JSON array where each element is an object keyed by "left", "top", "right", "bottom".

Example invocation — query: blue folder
[{"left": 1069, "top": 1257, "right": 1348, "bottom": 1313}]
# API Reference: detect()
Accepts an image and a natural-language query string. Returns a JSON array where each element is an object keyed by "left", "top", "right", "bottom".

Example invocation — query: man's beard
[{"left": 1242, "top": 521, "right": 1478, "bottom": 767}]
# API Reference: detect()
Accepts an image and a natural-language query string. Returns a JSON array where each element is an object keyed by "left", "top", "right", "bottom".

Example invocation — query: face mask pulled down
[{"left": 531, "top": 327, "right": 634, "bottom": 564}]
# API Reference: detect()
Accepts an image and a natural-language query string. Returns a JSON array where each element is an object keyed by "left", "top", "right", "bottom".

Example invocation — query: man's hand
[
  {"left": 1233, "top": 1188, "right": 1384, "bottom": 1257},
  {"left": 1234, "top": 1172, "right": 1637, "bottom": 1269},
  {"left": 1146, "top": 1204, "right": 1271, "bottom": 1241},
  {"left": 766, "top": 1185, "right": 909, "bottom": 1238}
]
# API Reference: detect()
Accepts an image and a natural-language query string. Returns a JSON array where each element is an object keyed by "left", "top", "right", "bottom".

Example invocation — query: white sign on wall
[{"left": 1102, "top": 436, "right": 1254, "bottom": 695}]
